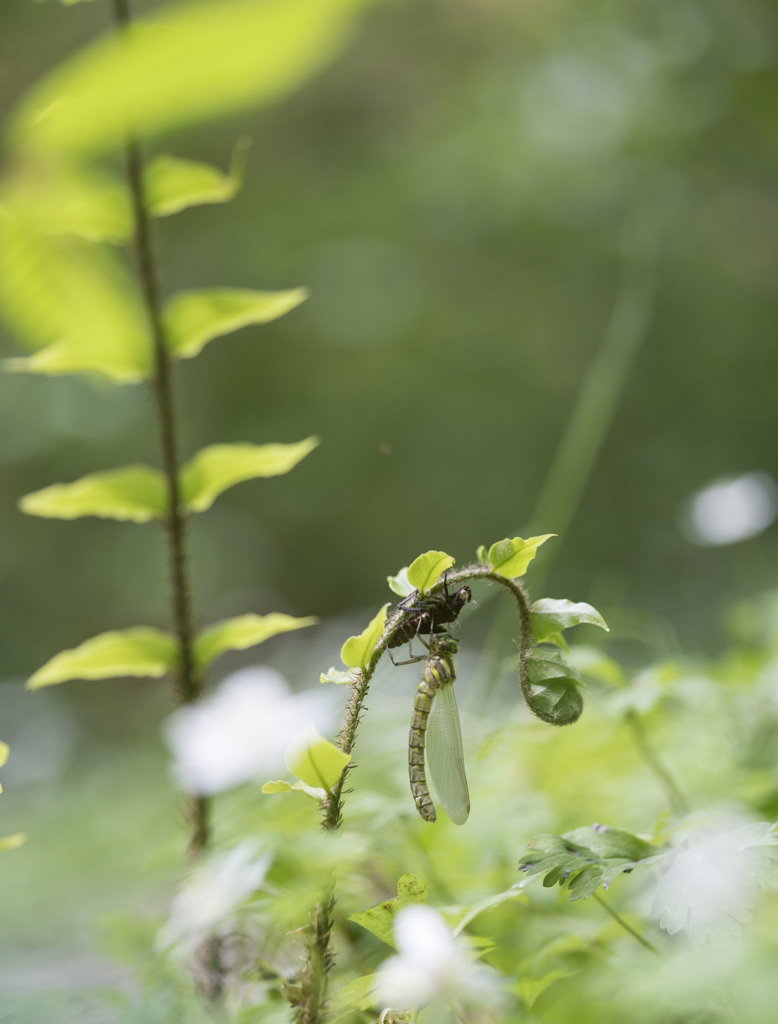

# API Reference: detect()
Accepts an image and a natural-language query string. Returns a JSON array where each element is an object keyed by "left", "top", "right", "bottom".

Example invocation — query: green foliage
[
  {"left": 144, "top": 139, "right": 250, "bottom": 217},
  {"left": 20, "top": 465, "right": 167, "bottom": 523},
  {"left": 525, "top": 649, "right": 584, "bottom": 725},
  {"left": 340, "top": 603, "right": 389, "bottom": 669},
  {"left": 531, "top": 598, "right": 609, "bottom": 643},
  {"left": 179, "top": 438, "right": 319, "bottom": 512},
  {"left": 163, "top": 286, "right": 309, "bottom": 360},
  {"left": 405, "top": 550, "right": 455, "bottom": 592},
  {"left": 284, "top": 729, "right": 351, "bottom": 793},
  {"left": 26, "top": 627, "right": 177, "bottom": 690},
  {"left": 487, "top": 534, "right": 555, "bottom": 578},
  {"left": 10, "top": 0, "right": 369, "bottom": 158},
  {"left": 349, "top": 874, "right": 428, "bottom": 948},
  {"left": 520, "top": 825, "right": 664, "bottom": 901},
  {"left": 193, "top": 612, "right": 317, "bottom": 669}
]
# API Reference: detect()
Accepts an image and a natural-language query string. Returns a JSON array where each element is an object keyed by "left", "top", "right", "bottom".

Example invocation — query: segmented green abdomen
[{"left": 408, "top": 650, "right": 457, "bottom": 823}]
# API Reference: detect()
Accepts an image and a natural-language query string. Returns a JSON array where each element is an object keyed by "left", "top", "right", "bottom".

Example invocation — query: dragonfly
[
  {"left": 389, "top": 575, "right": 471, "bottom": 660},
  {"left": 406, "top": 635, "right": 470, "bottom": 825}
]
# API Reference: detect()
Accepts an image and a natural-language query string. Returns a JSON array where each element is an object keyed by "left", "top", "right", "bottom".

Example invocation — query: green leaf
[
  {"left": 450, "top": 885, "right": 529, "bottom": 936},
  {"left": 406, "top": 550, "right": 455, "bottom": 593},
  {"left": 0, "top": 215, "right": 150, "bottom": 381},
  {"left": 530, "top": 598, "right": 609, "bottom": 642},
  {"left": 525, "top": 649, "right": 584, "bottom": 725},
  {"left": 19, "top": 465, "right": 167, "bottom": 523},
  {"left": 0, "top": 741, "right": 8, "bottom": 769},
  {"left": 319, "top": 667, "right": 355, "bottom": 685},
  {"left": 0, "top": 833, "right": 26, "bottom": 853},
  {"left": 194, "top": 612, "right": 316, "bottom": 669},
  {"left": 516, "top": 968, "right": 580, "bottom": 1010},
  {"left": 180, "top": 438, "right": 319, "bottom": 513},
  {"left": 386, "top": 566, "right": 414, "bottom": 597},
  {"left": 261, "top": 778, "right": 325, "bottom": 800},
  {"left": 284, "top": 728, "right": 350, "bottom": 792},
  {"left": 11, "top": 0, "right": 368, "bottom": 158},
  {"left": 488, "top": 535, "right": 555, "bottom": 578},
  {"left": 144, "top": 138, "right": 250, "bottom": 217},
  {"left": 520, "top": 825, "right": 665, "bottom": 901},
  {"left": 340, "top": 604, "right": 389, "bottom": 670},
  {"left": 27, "top": 627, "right": 177, "bottom": 690},
  {"left": 349, "top": 873, "right": 428, "bottom": 948},
  {"left": 330, "top": 975, "right": 380, "bottom": 1019},
  {"left": 163, "top": 286, "right": 308, "bottom": 360}
]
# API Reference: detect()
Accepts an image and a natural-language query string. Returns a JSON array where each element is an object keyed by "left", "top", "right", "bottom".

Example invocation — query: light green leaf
[
  {"left": 0, "top": 741, "right": 7, "bottom": 768},
  {"left": 330, "top": 975, "right": 379, "bottom": 1018},
  {"left": 0, "top": 834, "right": 26, "bottom": 853},
  {"left": 319, "top": 667, "right": 355, "bottom": 685},
  {"left": 340, "top": 604, "right": 389, "bottom": 670},
  {"left": 530, "top": 598, "right": 609, "bottom": 642},
  {"left": 261, "top": 778, "right": 326, "bottom": 800},
  {"left": 386, "top": 566, "right": 414, "bottom": 597},
  {"left": 145, "top": 138, "right": 250, "bottom": 217},
  {"left": 180, "top": 438, "right": 319, "bottom": 513},
  {"left": 284, "top": 728, "right": 350, "bottom": 792},
  {"left": 0, "top": 213, "right": 150, "bottom": 381},
  {"left": 194, "top": 612, "right": 316, "bottom": 668},
  {"left": 475, "top": 544, "right": 488, "bottom": 564},
  {"left": 164, "top": 286, "right": 308, "bottom": 360},
  {"left": 19, "top": 465, "right": 167, "bottom": 523},
  {"left": 517, "top": 968, "right": 580, "bottom": 1010},
  {"left": 450, "top": 885, "right": 529, "bottom": 936},
  {"left": 11, "top": 0, "right": 368, "bottom": 158},
  {"left": 27, "top": 627, "right": 177, "bottom": 690},
  {"left": 488, "top": 535, "right": 555, "bottom": 578},
  {"left": 349, "top": 874, "right": 428, "bottom": 948},
  {"left": 406, "top": 550, "right": 455, "bottom": 593}
]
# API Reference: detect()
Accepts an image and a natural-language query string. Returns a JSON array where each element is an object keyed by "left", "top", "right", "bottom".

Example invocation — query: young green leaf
[
  {"left": 284, "top": 728, "right": 350, "bottom": 792},
  {"left": 406, "top": 550, "right": 455, "bottom": 593},
  {"left": 193, "top": 612, "right": 317, "bottom": 669},
  {"left": 520, "top": 824, "right": 664, "bottom": 901},
  {"left": 10, "top": 0, "right": 369, "bottom": 158},
  {"left": 525, "top": 649, "right": 584, "bottom": 725},
  {"left": 163, "top": 286, "right": 308, "bottom": 360},
  {"left": 144, "top": 138, "right": 250, "bottom": 217},
  {"left": 319, "top": 667, "right": 355, "bottom": 685},
  {"left": 487, "top": 535, "right": 555, "bottom": 578},
  {"left": 261, "top": 779, "right": 326, "bottom": 800},
  {"left": 0, "top": 740, "right": 8, "bottom": 769},
  {"left": 386, "top": 566, "right": 414, "bottom": 598},
  {"left": 340, "top": 604, "right": 389, "bottom": 670},
  {"left": 27, "top": 627, "right": 177, "bottom": 690},
  {"left": 19, "top": 465, "right": 167, "bottom": 523},
  {"left": 349, "top": 874, "right": 428, "bottom": 948},
  {"left": 0, "top": 223, "right": 151, "bottom": 382},
  {"left": 530, "top": 598, "right": 609, "bottom": 642},
  {"left": 180, "top": 438, "right": 319, "bottom": 513}
]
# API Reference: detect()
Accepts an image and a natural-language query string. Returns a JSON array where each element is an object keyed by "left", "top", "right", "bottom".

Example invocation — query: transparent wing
[{"left": 427, "top": 681, "right": 470, "bottom": 825}]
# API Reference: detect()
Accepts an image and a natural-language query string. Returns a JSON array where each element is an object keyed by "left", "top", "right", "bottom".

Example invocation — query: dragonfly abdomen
[{"left": 408, "top": 677, "right": 438, "bottom": 822}]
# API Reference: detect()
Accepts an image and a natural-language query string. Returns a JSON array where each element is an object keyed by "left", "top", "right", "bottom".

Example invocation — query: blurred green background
[{"left": 0, "top": 0, "right": 777, "bottom": 1013}]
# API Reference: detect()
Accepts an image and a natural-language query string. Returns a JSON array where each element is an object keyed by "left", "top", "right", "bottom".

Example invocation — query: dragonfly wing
[{"left": 427, "top": 681, "right": 470, "bottom": 825}]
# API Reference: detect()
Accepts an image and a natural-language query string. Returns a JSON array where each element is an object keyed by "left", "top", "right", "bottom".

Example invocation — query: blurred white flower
[
  {"left": 681, "top": 472, "right": 778, "bottom": 546},
  {"left": 163, "top": 666, "right": 331, "bottom": 795},
  {"left": 651, "top": 820, "right": 778, "bottom": 942},
  {"left": 374, "top": 906, "right": 504, "bottom": 1011},
  {"left": 158, "top": 841, "right": 271, "bottom": 953}
]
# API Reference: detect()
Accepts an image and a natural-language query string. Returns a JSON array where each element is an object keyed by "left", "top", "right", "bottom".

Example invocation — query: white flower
[
  {"left": 158, "top": 841, "right": 271, "bottom": 953},
  {"left": 651, "top": 820, "right": 778, "bottom": 942},
  {"left": 163, "top": 666, "right": 330, "bottom": 795},
  {"left": 374, "top": 906, "right": 503, "bottom": 1011}
]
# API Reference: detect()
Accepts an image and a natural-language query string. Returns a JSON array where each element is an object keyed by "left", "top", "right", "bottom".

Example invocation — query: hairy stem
[{"left": 113, "top": 0, "right": 216, "bottom": 997}]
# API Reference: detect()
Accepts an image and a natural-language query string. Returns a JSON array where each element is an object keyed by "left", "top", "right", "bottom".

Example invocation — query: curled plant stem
[
  {"left": 625, "top": 710, "right": 689, "bottom": 817},
  {"left": 300, "top": 567, "right": 532, "bottom": 1023},
  {"left": 592, "top": 890, "right": 662, "bottom": 957}
]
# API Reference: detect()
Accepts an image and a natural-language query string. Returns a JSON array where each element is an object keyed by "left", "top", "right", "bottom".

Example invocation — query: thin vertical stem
[
  {"left": 625, "top": 710, "right": 689, "bottom": 817},
  {"left": 112, "top": 1, "right": 206, "bottom": 858}
]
